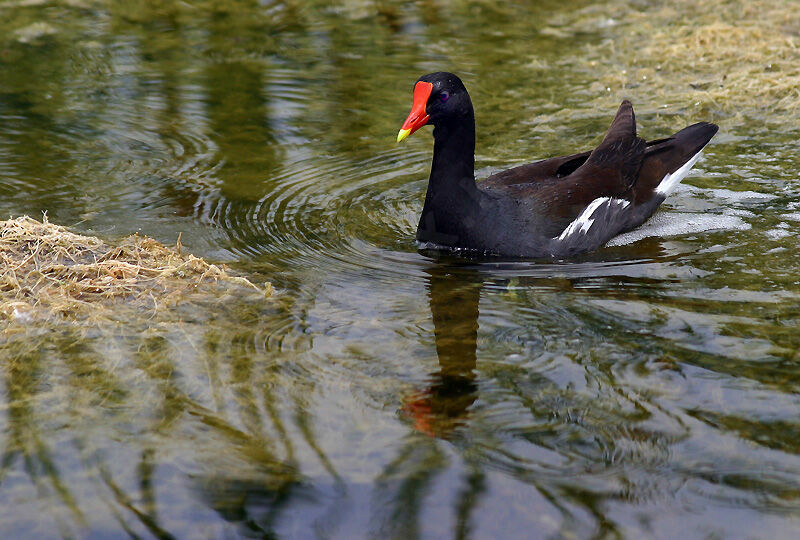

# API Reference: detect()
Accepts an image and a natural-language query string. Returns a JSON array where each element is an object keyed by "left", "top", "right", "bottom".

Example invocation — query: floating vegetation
[
  {"left": 540, "top": 0, "right": 800, "bottom": 122},
  {"left": 0, "top": 215, "right": 272, "bottom": 325}
]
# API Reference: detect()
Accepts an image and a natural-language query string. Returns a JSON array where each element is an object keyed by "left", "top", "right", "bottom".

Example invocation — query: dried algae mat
[
  {"left": 0, "top": 215, "right": 272, "bottom": 324},
  {"left": 537, "top": 0, "right": 800, "bottom": 122}
]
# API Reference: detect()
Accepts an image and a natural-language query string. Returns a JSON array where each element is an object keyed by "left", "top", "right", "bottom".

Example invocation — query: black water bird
[{"left": 397, "top": 72, "right": 719, "bottom": 258}]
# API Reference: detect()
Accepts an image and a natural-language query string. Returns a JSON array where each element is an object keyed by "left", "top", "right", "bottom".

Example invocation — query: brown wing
[
  {"left": 481, "top": 100, "right": 644, "bottom": 191},
  {"left": 488, "top": 101, "right": 647, "bottom": 237},
  {"left": 557, "top": 100, "right": 646, "bottom": 197},
  {"left": 481, "top": 150, "right": 591, "bottom": 188}
]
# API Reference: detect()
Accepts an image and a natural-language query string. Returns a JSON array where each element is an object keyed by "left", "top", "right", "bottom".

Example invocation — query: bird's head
[{"left": 397, "top": 72, "right": 472, "bottom": 142}]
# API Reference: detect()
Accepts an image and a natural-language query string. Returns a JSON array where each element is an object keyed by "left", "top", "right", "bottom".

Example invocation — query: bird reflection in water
[{"left": 403, "top": 263, "right": 482, "bottom": 437}]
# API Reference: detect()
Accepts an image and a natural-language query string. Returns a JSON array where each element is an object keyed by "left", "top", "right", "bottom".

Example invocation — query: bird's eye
[{"left": 440, "top": 92, "right": 449, "bottom": 102}]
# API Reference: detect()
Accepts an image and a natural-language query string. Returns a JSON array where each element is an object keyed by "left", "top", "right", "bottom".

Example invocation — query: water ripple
[{"left": 208, "top": 148, "right": 432, "bottom": 282}]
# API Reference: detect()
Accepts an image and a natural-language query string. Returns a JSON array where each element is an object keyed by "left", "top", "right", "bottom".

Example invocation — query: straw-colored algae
[
  {"left": 543, "top": 0, "right": 800, "bottom": 121},
  {"left": 0, "top": 215, "right": 272, "bottom": 324},
  {"left": 601, "top": 0, "right": 800, "bottom": 114}
]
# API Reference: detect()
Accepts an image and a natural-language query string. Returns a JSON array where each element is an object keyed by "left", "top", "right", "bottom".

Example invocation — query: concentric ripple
[{"left": 206, "top": 147, "right": 435, "bottom": 284}]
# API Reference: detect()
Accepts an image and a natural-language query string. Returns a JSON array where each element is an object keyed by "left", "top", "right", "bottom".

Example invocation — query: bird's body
[{"left": 398, "top": 72, "right": 719, "bottom": 258}]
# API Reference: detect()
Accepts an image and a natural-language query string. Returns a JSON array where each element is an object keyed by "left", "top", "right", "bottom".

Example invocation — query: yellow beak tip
[{"left": 396, "top": 128, "right": 411, "bottom": 143}]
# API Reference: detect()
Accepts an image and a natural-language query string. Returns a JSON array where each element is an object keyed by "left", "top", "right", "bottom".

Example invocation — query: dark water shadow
[
  {"left": 402, "top": 263, "right": 481, "bottom": 438},
  {"left": 404, "top": 239, "right": 677, "bottom": 438}
]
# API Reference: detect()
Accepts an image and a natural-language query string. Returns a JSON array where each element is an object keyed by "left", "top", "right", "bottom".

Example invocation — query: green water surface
[{"left": 1, "top": 0, "right": 800, "bottom": 538}]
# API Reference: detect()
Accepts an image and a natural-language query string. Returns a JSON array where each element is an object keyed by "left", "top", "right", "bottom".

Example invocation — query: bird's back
[{"left": 477, "top": 103, "right": 718, "bottom": 255}]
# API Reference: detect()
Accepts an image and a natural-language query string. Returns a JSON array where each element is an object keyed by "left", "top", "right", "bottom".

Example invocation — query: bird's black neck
[
  {"left": 430, "top": 117, "right": 476, "bottom": 188},
  {"left": 417, "top": 114, "right": 480, "bottom": 244}
]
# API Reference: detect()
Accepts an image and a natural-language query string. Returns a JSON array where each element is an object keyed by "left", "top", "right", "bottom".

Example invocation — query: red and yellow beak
[{"left": 397, "top": 81, "right": 433, "bottom": 142}]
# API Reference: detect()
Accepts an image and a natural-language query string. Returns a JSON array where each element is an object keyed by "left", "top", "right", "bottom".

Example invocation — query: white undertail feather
[
  {"left": 655, "top": 150, "right": 703, "bottom": 196},
  {"left": 556, "top": 197, "right": 630, "bottom": 241},
  {"left": 555, "top": 148, "right": 706, "bottom": 243}
]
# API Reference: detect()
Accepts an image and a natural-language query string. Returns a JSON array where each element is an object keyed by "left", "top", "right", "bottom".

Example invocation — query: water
[{"left": 1, "top": 0, "right": 800, "bottom": 537}]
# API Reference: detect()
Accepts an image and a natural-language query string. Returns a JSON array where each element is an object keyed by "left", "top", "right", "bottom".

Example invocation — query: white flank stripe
[
  {"left": 655, "top": 150, "right": 703, "bottom": 196},
  {"left": 556, "top": 197, "right": 630, "bottom": 241}
]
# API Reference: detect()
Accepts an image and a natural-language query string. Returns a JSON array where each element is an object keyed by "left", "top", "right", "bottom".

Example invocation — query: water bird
[{"left": 397, "top": 72, "right": 719, "bottom": 258}]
